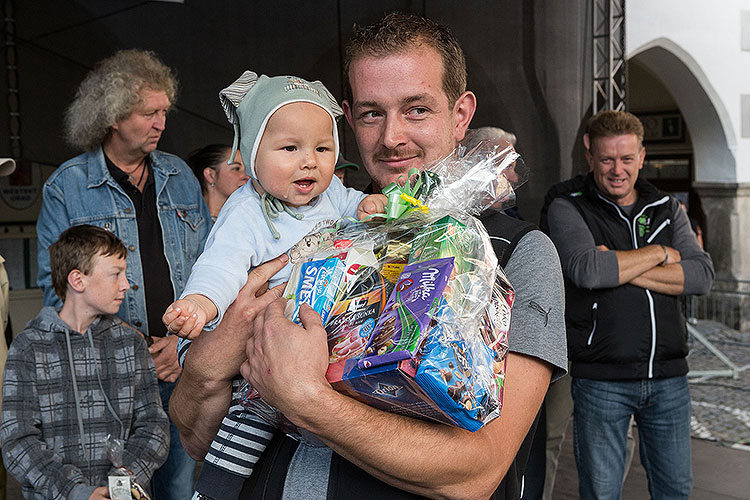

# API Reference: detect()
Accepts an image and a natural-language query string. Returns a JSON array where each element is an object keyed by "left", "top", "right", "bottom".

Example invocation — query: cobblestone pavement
[{"left": 687, "top": 320, "right": 750, "bottom": 449}]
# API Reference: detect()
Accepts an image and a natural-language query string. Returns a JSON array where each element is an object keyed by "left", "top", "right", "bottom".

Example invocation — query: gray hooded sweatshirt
[{"left": 1, "top": 306, "right": 169, "bottom": 500}]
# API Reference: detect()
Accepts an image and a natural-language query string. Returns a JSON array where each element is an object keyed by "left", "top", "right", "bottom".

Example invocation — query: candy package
[
  {"left": 103, "top": 434, "right": 151, "bottom": 500},
  {"left": 239, "top": 128, "right": 524, "bottom": 433},
  {"left": 326, "top": 266, "right": 393, "bottom": 363}
]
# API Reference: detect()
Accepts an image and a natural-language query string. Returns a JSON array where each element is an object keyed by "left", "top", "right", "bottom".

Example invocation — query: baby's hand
[
  {"left": 162, "top": 295, "right": 216, "bottom": 340},
  {"left": 357, "top": 194, "right": 387, "bottom": 220}
]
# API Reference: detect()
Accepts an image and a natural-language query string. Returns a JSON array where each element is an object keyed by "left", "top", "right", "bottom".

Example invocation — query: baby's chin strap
[{"left": 261, "top": 191, "right": 304, "bottom": 240}]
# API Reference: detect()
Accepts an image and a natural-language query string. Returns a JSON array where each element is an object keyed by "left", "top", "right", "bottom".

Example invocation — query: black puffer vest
[{"left": 548, "top": 174, "right": 688, "bottom": 380}]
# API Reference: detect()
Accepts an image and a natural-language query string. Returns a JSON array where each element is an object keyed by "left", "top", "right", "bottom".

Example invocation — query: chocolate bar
[
  {"left": 326, "top": 267, "right": 393, "bottom": 363},
  {"left": 358, "top": 257, "right": 454, "bottom": 369}
]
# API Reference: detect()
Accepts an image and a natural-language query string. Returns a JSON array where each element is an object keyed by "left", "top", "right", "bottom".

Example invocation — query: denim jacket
[{"left": 37, "top": 146, "right": 212, "bottom": 336}]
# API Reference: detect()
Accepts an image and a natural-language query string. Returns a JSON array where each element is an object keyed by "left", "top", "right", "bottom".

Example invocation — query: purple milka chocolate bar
[{"left": 358, "top": 257, "right": 454, "bottom": 369}]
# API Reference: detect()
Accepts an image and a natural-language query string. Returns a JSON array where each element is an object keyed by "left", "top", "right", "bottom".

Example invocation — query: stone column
[{"left": 694, "top": 182, "right": 750, "bottom": 330}]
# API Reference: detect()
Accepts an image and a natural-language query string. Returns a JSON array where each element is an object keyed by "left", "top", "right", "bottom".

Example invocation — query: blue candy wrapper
[
  {"left": 414, "top": 325, "right": 499, "bottom": 431},
  {"left": 287, "top": 257, "right": 345, "bottom": 325}
]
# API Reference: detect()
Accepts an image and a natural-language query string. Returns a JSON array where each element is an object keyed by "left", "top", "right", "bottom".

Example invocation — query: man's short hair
[
  {"left": 344, "top": 12, "right": 467, "bottom": 106},
  {"left": 50, "top": 225, "right": 127, "bottom": 301},
  {"left": 64, "top": 49, "right": 178, "bottom": 151},
  {"left": 586, "top": 110, "right": 645, "bottom": 150}
]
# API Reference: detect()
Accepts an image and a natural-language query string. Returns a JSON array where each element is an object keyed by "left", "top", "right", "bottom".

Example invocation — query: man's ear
[
  {"left": 203, "top": 167, "right": 217, "bottom": 186},
  {"left": 583, "top": 133, "right": 594, "bottom": 171},
  {"left": 342, "top": 99, "right": 355, "bottom": 130},
  {"left": 453, "top": 91, "right": 477, "bottom": 142},
  {"left": 67, "top": 269, "right": 86, "bottom": 293}
]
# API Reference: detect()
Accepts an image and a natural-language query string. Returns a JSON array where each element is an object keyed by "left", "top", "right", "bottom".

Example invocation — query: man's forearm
[
  {"left": 629, "top": 263, "right": 685, "bottom": 295},
  {"left": 169, "top": 356, "right": 232, "bottom": 460},
  {"left": 284, "top": 353, "right": 552, "bottom": 500},
  {"left": 169, "top": 332, "right": 243, "bottom": 460},
  {"left": 612, "top": 245, "right": 667, "bottom": 284}
]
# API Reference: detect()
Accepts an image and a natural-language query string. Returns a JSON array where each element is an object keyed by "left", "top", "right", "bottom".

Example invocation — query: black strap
[
  {"left": 479, "top": 210, "right": 537, "bottom": 268},
  {"left": 238, "top": 433, "right": 299, "bottom": 500}
]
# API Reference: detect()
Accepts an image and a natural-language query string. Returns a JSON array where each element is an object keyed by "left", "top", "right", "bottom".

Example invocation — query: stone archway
[
  {"left": 630, "top": 38, "right": 750, "bottom": 282},
  {"left": 630, "top": 38, "right": 735, "bottom": 184}
]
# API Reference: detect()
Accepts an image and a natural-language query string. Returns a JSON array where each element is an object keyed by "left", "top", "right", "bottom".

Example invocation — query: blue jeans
[
  {"left": 571, "top": 376, "right": 692, "bottom": 500},
  {"left": 152, "top": 380, "right": 197, "bottom": 500}
]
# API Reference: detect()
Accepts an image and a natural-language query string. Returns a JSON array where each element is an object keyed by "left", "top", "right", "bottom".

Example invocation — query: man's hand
[
  {"left": 149, "top": 335, "right": 181, "bottom": 383},
  {"left": 89, "top": 486, "right": 110, "bottom": 500},
  {"left": 662, "top": 245, "right": 681, "bottom": 266},
  {"left": 240, "top": 301, "right": 330, "bottom": 418}
]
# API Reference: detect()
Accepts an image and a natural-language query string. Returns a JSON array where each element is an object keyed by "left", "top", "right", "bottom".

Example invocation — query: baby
[
  {"left": 164, "top": 71, "right": 384, "bottom": 338},
  {"left": 162, "top": 71, "right": 384, "bottom": 499}
]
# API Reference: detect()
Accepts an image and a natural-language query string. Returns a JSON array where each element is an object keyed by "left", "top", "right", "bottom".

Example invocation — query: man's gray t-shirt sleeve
[
  {"left": 502, "top": 229, "right": 568, "bottom": 382},
  {"left": 668, "top": 201, "right": 714, "bottom": 295},
  {"left": 547, "top": 197, "right": 620, "bottom": 289}
]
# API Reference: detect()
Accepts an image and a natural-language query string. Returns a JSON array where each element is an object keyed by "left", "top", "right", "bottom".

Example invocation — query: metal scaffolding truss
[{"left": 592, "top": 0, "right": 627, "bottom": 112}]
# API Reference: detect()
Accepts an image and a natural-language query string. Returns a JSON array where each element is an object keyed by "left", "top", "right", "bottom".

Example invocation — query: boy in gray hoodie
[{"left": 1, "top": 225, "right": 169, "bottom": 500}]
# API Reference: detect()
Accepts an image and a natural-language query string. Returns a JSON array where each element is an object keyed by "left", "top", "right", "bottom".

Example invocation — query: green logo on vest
[{"left": 636, "top": 214, "right": 651, "bottom": 238}]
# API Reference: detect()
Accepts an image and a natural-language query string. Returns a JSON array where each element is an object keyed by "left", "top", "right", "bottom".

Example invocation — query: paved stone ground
[{"left": 687, "top": 320, "right": 750, "bottom": 448}]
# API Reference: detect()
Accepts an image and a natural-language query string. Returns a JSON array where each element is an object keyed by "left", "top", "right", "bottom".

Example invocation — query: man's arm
[
  {"left": 242, "top": 301, "right": 551, "bottom": 500},
  {"left": 628, "top": 264, "right": 684, "bottom": 295},
  {"left": 169, "top": 254, "right": 288, "bottom": 460},
  {"left": 548, "top": 197, "right": 683, "bottom": 293},
  {"left": 609, "top": 201, "right": 713, "bottom": 295}
]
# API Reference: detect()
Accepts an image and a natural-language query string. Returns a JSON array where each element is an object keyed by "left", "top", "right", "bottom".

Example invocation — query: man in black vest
[
  {"left": 172, "top": 12, "right": 568, "bottom": 500},
  {"left": 544, "top": 110, "right": 714, "bottom": 500}
]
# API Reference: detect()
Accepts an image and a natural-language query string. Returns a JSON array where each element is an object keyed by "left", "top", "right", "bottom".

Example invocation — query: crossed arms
[{"left": 547, "top": 197, "right": 714, "bottom": 296}]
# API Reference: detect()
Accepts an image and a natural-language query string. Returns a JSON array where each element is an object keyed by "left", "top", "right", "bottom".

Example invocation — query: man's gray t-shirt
[{"left": 282, "top": 230, "right": 568, "bottom": 499}]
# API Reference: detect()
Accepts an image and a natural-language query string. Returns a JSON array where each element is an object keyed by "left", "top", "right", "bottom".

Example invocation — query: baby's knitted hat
[{"left": 219, "top": 71, "right": 343, "bottom": 179}]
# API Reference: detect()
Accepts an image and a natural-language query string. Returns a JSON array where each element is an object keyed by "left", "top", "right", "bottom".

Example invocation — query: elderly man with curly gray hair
[{"left": 36, "top": 49, "right": 211, "bottom": 499}]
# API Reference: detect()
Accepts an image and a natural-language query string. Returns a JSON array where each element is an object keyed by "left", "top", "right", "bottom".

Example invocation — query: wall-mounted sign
[
  {"left": 0, "top": 161, "right": 42, "bottom": 210},
  {"left": 638, "top": 112, "right": 685, "bottom": 143},
  {"left": 0, "top": 162, "right": 57, "bottom": 223}
]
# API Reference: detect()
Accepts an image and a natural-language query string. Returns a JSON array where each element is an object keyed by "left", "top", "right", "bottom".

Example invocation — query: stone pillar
[{"left": 694, "top": 182, "right": 750, "bottom": 330}]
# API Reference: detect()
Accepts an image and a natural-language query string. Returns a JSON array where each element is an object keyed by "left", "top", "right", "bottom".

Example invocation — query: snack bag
[
  {"left": 285, "top": 257, "right": 346, "bottom": 325},
  {"left": 358, "top": 257, "right": 454, "bottom": 368},
  {"left": 326, "top": 266, "right": 393, "bottom": 363},
  {"left": 103, "top": 434, "right": 151, "bottom": 500},
  {"left": 415, "top": 328, "right": 499, "bottom": 431}
]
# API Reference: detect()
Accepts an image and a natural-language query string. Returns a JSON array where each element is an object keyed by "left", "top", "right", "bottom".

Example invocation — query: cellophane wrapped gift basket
[{"left": 241, "top": 128, "right": 528, "bottom": 433}]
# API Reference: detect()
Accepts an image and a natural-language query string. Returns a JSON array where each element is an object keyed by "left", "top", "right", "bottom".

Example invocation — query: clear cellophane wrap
[{"left": 240, "top": 128, "right": 526, "bottom": 434}]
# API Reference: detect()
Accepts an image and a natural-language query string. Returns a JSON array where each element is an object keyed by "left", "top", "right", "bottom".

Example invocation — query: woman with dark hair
[{"left": 187, "top": 144, "right": 249, "bottom": 220}]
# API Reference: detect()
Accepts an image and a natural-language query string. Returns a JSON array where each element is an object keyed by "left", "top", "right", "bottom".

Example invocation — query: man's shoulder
[
  {"left": 540, "top": 174, "right": 589, "bottom": 233},
  {"left": 46, "top": 151, "right": 93, "bottom": 185},
  {"left": 152, "top": 150, "right": 191, "bottom": 174},
  {"left": 98, "top": 315, "right": 148, "bottom": 344}
]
